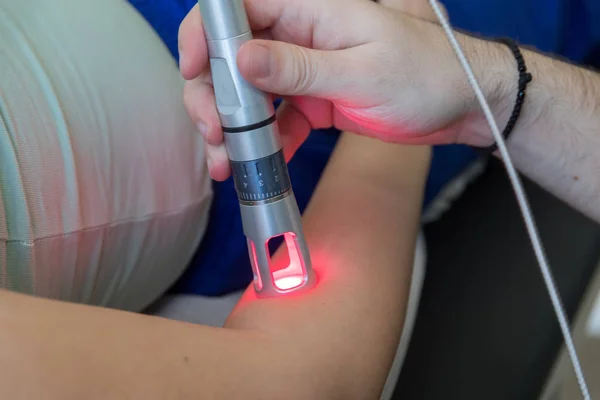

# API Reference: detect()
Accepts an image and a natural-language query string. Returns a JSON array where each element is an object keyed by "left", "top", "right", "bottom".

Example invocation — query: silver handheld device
[{"left": 198, "top": 0, "right": 316, "bottom": 298}]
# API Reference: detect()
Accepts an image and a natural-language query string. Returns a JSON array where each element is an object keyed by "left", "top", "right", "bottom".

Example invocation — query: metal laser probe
[{"left": 198, "top": 0, "right": 316, "bottom": 298}]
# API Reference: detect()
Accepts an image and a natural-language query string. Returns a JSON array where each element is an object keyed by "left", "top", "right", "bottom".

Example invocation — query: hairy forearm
[
  {"left": 463, "top": 35, "right": 600, "bottom": 222},
  {"left": 505, "top": 51, "right": 600, "bottom": 222},
  {"left": 0, "top": 134, "right": 430, "bottom": 399}
]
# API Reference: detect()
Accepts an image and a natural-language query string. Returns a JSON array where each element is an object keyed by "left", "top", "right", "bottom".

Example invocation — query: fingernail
[
  {"left": 249, "top": 43, "right": 273, "bottom": 79},
  {"left": 196, "top": 121, "right": 208, "bottom": 139}
]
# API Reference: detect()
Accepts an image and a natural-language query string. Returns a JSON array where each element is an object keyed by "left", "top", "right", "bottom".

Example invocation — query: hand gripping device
[{"left": 197, "top": 0, "right": 316, "bottom": 298}]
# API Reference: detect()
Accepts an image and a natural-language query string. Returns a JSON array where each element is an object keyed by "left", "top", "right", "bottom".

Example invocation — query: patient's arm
[{"left": 0, "top": 134, "right": 430, "bottom": 400}]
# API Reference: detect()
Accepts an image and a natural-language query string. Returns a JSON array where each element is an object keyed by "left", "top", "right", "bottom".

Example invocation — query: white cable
[{"left": 427, "top": 1, "right": 591, "bottom": 399}]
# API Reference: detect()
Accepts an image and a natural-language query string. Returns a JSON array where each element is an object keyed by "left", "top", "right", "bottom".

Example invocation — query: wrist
[{"left": 452, "top": 33, "right": 518, "bottom": 147}]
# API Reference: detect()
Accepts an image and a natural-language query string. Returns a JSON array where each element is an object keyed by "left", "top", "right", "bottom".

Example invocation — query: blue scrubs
[{"left": 127, "top": 0, "right": 598, "bottom": 296}]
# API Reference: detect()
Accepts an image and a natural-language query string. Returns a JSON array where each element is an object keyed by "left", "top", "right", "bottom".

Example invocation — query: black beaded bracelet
[{"left": 473, "top": 37, "right": 533, "bottom": 153}]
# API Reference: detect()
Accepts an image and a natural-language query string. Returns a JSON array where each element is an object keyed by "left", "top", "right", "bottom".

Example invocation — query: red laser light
[{"left": 269, "top": 232, "right": 305, "bottom": 291}]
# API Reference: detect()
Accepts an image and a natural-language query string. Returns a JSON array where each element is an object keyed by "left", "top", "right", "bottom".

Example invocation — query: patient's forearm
[
  {"left": 0, "top": 291, "right": 254, "bottom": 399},
  {"left": 226, "top": 134, "right": 431, "bottom": 396},
  {"left": 0, "top": 134, "right": 430, "bottom": 400}
]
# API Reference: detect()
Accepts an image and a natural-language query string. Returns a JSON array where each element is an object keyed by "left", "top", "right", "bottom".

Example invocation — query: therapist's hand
[{"left": 179, "top": 0, "right": 489, "bottom": 180}]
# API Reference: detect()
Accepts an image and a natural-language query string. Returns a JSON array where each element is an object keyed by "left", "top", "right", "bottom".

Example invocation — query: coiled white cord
[{"left": 426, "top": 1, "right": 591, "bottom": 398}]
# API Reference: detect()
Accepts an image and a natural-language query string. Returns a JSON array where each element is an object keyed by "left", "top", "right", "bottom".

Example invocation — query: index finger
[{"left": 178, "top": 4, "right": 208, "bottom": 80}]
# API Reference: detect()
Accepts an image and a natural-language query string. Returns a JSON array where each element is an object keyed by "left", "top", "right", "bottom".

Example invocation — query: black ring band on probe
[
  {"left": 473, "top": 37, "right": 533, "bottom": 153},
  {"left": 222, "top": 114, "right": 277, "bottom": 133}
]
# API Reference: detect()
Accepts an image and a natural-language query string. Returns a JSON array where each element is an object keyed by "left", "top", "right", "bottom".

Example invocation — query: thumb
[{"left": 237, "top": 39, "right": 349, "bottom": 99}]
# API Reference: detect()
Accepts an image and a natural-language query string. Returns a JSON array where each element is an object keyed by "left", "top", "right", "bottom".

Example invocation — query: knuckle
[{"left": 290, "top": 47, "right": 318, "bottom": 93}]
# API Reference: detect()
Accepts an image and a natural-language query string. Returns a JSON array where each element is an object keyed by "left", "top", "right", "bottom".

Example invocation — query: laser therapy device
[{"left": 197, "top": 0, "right": 316, "bottom": 298}]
